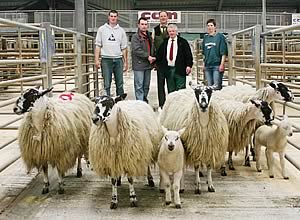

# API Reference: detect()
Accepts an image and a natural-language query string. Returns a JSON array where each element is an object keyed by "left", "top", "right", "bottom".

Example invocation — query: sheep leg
[
  {"left": 77, "top": 156, "right": 82, "bottom": 178},
  {"left": 147, "top": 166, "right": 155, "bottom": 187},
  {"left": 220, "top": 155, "right": 227, "bottom": 176},
  {"left": 128, "top": 177, "right": 138, "bottom": 207},
  {"left": 266, "top": 149, "right": 274, "bottom": 178},
  {"left": 117, "top": 176, "right": 122, "bottom": 186},
  {"left": 279, "top": 152, "right": 289, "bottom": 180},
  {"left": 228, "top": 151, "right": 235, "bottom": 170},
  {"left": 207, "top": 165, "right": 215, "bottom": 192},
  {"left": 161, "top": 170, "right": 172, "bottom": 205},
  {"left": 251, "top": 135, "right": 256, "bottom": 161},
  {"left": 244, "top": 145, "right": 251, "bottom": 167},
  {"left": 173, "top": 170, "right": 182, "bottom": 209},
  {"left": 57, "top": 170, "right": 65, "bottom": 194},
  {"left": 42, "top": 165, "right": 49, "bottom": 194},
  {"left": 194, "top": 165, "right": 201, "bottom": 194},
  {"left": 110, "top": 178, "right": 118, "bottom": 209},
  {"left": 179, "top": 168, "right": 185, "bottom": 193},
  {"left": 159, "top": 171, "right": 164, "bottom": 193},
  {"left": 255, "top": 143, "right": 262, "bottom": 172}
]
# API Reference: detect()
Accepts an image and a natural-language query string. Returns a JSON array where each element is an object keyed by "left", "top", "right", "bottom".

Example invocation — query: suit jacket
[{"left": 156, "top": 36, "right": 193, "bottom": 76}]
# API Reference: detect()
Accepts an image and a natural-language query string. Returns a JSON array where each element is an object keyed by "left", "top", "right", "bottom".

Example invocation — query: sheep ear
[
  {"left": 161, "top": 126, "right": 168, "bottom": 134},
  {"left": 178, "top": 127, "right": 186, "bottom": 136},
  {"left": 39, "top": 87, "right": 53, "bottom": 96},
  {"left": 250, "top": 99, "right": 260, "bottom": 108},
  {"left": 115, "top": 93, "right": 127, "bottom": 103},
  {"left": 189, "top": 81, "right": 196, "bottom": 90}
]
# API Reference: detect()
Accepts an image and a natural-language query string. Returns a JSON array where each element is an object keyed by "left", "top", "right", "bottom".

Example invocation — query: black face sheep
[
  {"left": 13, "top": 87, "right": 94, "bottom": 194},
  {"left": 255, "top": 115, "right": 293, "bottom": 179},
  {"left": 89, "top": 95, "right": 162, "bottom": 209},
  {"left": 158, "top": 127, "right": 185, "bottom": 209},
  {"left": 160, "top": 83, "right": 229, "bottom": 194}
]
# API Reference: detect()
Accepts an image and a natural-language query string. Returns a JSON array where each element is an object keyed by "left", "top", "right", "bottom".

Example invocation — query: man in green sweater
[
  {"left": 152, "top": 11, "right": 169, "bottom": 108},
  {"left": 202, "top": 18, "right": 228, "bottom": 90}
]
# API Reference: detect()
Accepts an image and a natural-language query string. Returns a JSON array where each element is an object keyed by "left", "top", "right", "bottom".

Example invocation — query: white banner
[
  {"left": 292, "top": 14, "right": 300, "bottom": 25},
  {"left": 138, "top": 11, "right": 181, "bottom": 23}
]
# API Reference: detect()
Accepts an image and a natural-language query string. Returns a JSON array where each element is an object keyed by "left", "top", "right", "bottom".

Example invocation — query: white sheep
[
  {"left": 89, "top": 95, "right": 162, "bottom": 209},
  {"left": 158, "top": 127, "right": 185, "bottom": 209},
  {"left": 211, "top": 95, "right": 274, "bottom": 174},
  {"left": 255, "top": 115, "right": 293, "bottom": 179},
  {"left": 13, "top": 87, "right": 94, "bottom": 194},
  {"left": 160, "top": 83, "right": 229, "bottom": 193}
]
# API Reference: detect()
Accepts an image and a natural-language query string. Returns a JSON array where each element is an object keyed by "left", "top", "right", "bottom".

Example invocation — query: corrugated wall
[{"left": 88, "top": 0, "right": 133, "bottom": 10}]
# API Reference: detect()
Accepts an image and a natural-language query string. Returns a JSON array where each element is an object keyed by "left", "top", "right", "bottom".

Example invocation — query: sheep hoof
[
  {"left": 130, "top": 201, "right": 138, "bottom": 207},
  {"left": 117, "top": 177, "right": 122, "bottom": 186},
  {"left": 77, "top": 168, "right": 82, "bottom": 178},
  {"left": 179, "top": 189, "right": 184, "bottom": 194},
  {"left": 42, "top": 187, "right": 49, "bottom": 194},
  {"left": 199, "top": 171, "right": 204, "bottom": 177},
  {"left": 257, "top": 169, "right": 262, "bottom": 172},
  {"left": 229, "top": 165, "right": 235, "bottom": 170},
  {"left": 58, "top": 187, "right": 64, "bottom": 194},
  {"left": 110, "top": 202, "right": 118, "bottom": 209},
  {"left": 284, "top": 176, "right": 289, "bottom": 180},
  {"left": 194, "top": 189, "right": 201, "bottom": 194},
  {"left": 175, "top": 204, "right": 181, "bottom": 209},
  {"left": 208, "top": 186, "right": 215, "bottom": 192},
  {"left": 148, "top": 180, "right": 155, "bottom": 187},
  {"left": 220, "top": 168, "right": 227, "bottom": 176},
  {"left": 165, "top": 201, "right": 171, "bottom": 206},
  {"left": 159, "top": 189, "right": 165, "bottom": 193},
  {"left": 269, "top": 175, "right": 274, "bottom": 178},
  {"left": 244, "top": 159, "right": 251, "bottom": 167}
]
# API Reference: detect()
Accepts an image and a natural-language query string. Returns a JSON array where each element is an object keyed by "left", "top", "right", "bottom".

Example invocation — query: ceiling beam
[{"left": 217, "top": 0, "right": 224, "bottom": 11}]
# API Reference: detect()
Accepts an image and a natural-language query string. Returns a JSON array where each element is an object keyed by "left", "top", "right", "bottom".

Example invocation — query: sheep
[
  {"left": 160, "top": 83, "right": 229, "bottom": 193},
  {"left": 89, "top": 94, "right": 162, "bottom": 209},
  {"left": 216, "top": 81, "right": 293, "bottom": 164},
  {"left": 211, "top": 95, "right": 274, "bottom": 175},
  {"left": 255, "top": 115, "right": 293, "bottom": 179},
  {"left": 13, "top": 87, "right": 94, "bottom": 194},
  {"left": 158, "top": 127, "right": 185, "bottom": 209}
]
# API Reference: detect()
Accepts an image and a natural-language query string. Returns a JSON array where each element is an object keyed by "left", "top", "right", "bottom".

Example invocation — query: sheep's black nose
[
  {"left": 168, "top": 143, "right": 175, "bottom": 151},
  {"left": 13, "top": 107, "right": 18, "bottom": 113},
  {"left": 92, "top": 117, "right": 99, "bottom": 124}
]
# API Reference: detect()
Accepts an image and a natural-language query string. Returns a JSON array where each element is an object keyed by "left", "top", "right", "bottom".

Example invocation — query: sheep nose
[
  {"left": 92, "top": 115, "right": 99, "bottom": 124},
  {"left": 168, "top": 143, "right": 175, "bottom": 151},
  {"left": 13, "top": 107, "right": 18, "bottom": 113},
  {"left": 289, "top": 132, "right": 293, "bottom": 137}
]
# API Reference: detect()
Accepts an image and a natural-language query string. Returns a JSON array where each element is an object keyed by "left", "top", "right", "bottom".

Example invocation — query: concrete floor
[{"left": 0, "top": 71, "right": 300, "bottom": 219}]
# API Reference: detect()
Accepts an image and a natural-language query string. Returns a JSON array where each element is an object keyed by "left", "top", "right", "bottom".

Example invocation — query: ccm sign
[{"left": 138, "top": 11, "right": 181, "bottom": 23}]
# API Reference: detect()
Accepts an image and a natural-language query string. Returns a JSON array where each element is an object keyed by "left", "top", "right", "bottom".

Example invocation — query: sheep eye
[
  {"left": 175, "top": 136, "right": 179, "bottom": 141},
  {"left": 164, "top": 136, "right": 168, "bottom": 141}
]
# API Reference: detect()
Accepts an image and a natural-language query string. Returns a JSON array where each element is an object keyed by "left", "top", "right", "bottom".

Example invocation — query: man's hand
[
  {"left": 186, "top": 66, "right": 191, "bottom": 75},
  {"left": 148, "top": 56, "right": 156, "bottom": 64},
  {"left": 95, "top": 60, "right": 100, "bottom": 69},
  {"left": 123, "top": 61, "right": 128, "bottom": 72},
  {"left": 219, "top": 64, "right": 225, "bottom": 73}
]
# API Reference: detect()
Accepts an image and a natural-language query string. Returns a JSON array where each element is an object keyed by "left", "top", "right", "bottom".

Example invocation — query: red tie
[{"left": 169, "top": 39, "right": 174, "bottom": 61}]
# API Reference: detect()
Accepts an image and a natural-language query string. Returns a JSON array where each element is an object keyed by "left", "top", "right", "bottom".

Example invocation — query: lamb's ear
[
  {"left": 40, "top": 87, "right": 54, "bottom": 96},
  {"left": 115, "top": 93, "right": 127, "bottom": 103},
  {"left": 94, "top": 97, "right": 101, "bottom": 103},
  {"left": 189, "top": 81, "right": 196, "bottom": 90},
  {"left": 178, "top": 127, "right": 186, "bottom": 136},
  {"left": 161, "top": 126, "right": 168, "bottom": 134},
  {"left": 250, "top": 99, "right": 261, "bottom": 108},
  {"left": 269, "top": 81, "right": 278, "bottom": 90}
]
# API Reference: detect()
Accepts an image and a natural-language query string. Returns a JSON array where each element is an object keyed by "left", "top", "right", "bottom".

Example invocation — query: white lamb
[
  {"left": 89, "top": 95, "right": 162, "bottom": 209},
  {"left": 158, "top": 127, "right": 185, "bottom": 209},
  {"left": 160, "top": 83, "right": 229, "bottom": 193},
  {"left": 255, "top": 115, "right": 293, "bottom": 179},
  {"left": 13, "top": 87, "right": 94, "bottom": 194}
]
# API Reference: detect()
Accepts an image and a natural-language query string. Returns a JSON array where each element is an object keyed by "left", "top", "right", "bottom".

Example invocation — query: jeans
[
  {"left": 133, "top": 69, "right": 151, "bottom": 102},
  {"left": 101, "top": 58, "right": 124, "bottom": 96},
  {"left": 204, "top": 65, "right": 224, "bottom": 90}
]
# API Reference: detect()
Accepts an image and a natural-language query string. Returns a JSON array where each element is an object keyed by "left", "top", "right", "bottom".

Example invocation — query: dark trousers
[
  {"left": 157, "top": 68, "right": 166, "bottom": 107},
  {"left": 166, "top": 66, "right": 186, "bottom": 93}
]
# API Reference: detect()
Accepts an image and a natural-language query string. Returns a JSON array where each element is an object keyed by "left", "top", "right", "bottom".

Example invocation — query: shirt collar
[{"left": 169, "top": 36, "right": 178, "bottom": 42}]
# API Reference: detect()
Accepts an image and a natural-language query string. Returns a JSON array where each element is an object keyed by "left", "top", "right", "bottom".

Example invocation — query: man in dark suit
[{"left": 156, "top": 24, "right": 193, "bottom": 93}]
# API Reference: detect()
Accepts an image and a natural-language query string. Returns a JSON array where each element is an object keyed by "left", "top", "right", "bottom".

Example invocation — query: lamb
[
  {"left": 255, "top": 115, "right": 293, "bottom": 179},
  {"left": 13, "top": 87, "right": 94, "bottom": 194},
  {"left": 158, "top": 127, "right": 185, "bottom": 209},
  {"left": 160, "top": 83, "right": 229, "bottom": 193},
  {"left": 89, "top": 95, "right": 162, "bottom": 209}
]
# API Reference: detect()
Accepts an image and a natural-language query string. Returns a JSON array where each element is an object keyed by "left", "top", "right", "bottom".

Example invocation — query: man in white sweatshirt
[{"left": 94, "top": 10, "right": 128, "bottom": 96}]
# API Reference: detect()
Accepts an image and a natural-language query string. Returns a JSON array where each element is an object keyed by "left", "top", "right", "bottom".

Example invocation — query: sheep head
[
  {"left": 92, "top": 93, "right": 127, "bottom": 125},
  {"left": 162, "top": 126, "right": 185, "bottom": 151},
  {"left": 269, "top": 81, "right": 294, "bottom": 102},
  {"left": 189, "top": 82, "right": 213, "bottom": 112},
  {"left": 13, "top": 87, "right": 53, "bottom": 115},
  {"left": 280, "top": 115, "right": 293, "bottom": 137},
  {"left": 250, "top": 99, "right": 274, "bottom": 126}
]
